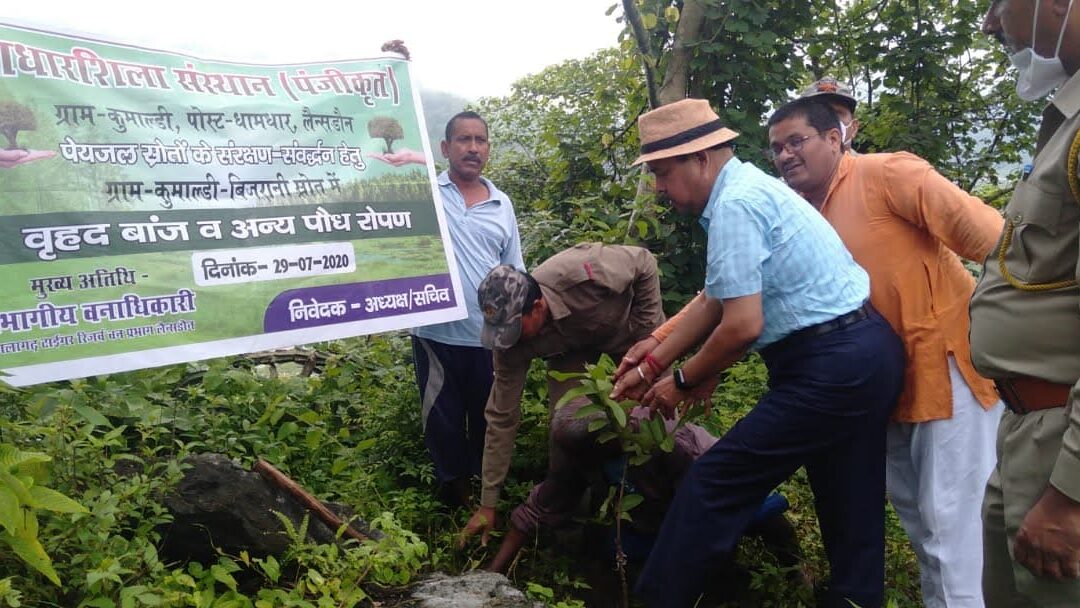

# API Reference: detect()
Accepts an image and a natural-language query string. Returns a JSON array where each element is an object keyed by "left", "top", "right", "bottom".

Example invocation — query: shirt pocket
[{"left": 999, "top": 180, "right": 1075, "bottom": 286}]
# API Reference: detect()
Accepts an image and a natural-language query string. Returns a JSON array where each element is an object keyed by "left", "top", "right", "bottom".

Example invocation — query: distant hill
[{"left": 419, "top": 89, "right": 472, "bottom": 159}]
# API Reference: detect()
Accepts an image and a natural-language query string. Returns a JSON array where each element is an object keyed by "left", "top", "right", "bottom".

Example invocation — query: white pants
[{"left": 886, "top": 356, "right": 1003, "bottom": 608}]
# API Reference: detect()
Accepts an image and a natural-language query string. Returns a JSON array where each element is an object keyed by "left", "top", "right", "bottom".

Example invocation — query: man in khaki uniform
[
  {"left": 457, "top": 243, "right": 669, "bottom": 564},
  {"left": 973, "top": 0, "right": 1080, "bottom": 605}
]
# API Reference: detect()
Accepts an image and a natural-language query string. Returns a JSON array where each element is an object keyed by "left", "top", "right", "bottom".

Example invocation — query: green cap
[{"left": 478, "top": 265, "right": 529, "bottom": 350}]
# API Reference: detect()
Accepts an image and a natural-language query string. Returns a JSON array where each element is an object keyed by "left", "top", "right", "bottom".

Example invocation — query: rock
[
  {"left": 408, "top": 572, "right": 542, "bottom": 608},
  {"left": 159, "top": 453, "right": 378, "bottom": 564}
]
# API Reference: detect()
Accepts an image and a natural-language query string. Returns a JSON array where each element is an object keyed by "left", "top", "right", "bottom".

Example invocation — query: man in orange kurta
[{"left": 767, "top": 97, "right": 1005, "bottom": 608}]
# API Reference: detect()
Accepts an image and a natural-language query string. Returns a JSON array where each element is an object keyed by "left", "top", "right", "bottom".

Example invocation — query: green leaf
[
  {"left": 554, "top": 385, "right": 595, "bottom": 410},
  {"left": 549, "top": 370, "right": 587, "bottom": 382},
  {"left": 597, "top": 431, "right": 619, "bottom": 444},
  {"left": 660, "top": 435, "right": 675, "bottom": 453},
  {"left": 0, "top": 486, "right": 18, "bottom": 535},
  {"left": 4, "top": 525, "right": 59, "bottom": 585},
  {"left": 0, "top": 445, "right": 51, "bottom": 472},
  {"left": 296, "top": 409, "right": 321, "bottom": 425},
  {"left": 258, "top": 555, "right": 281, "bottom": 583},
  {"left": 607, "top": 402, "right": 627, "bottom": 428},
  {"left": 0, "top": 471, "right": 32, "bottom": 505},
  {"left": 73, "top": 404, "right": 112, "bottom": 429},
  {"left": 304, "top": 429, "right": 323, "bottom": 450},
  {"left": 648, "top": 417, "right": 666, "bottom": 443},
  {"left": 619, "top": 493, "right": 644, "bottom": 512},
  {"left": 276, "top": 421, "right": 299, "bottom": 440},
  {"left": 27, "top": 486, "right": 87, "bottom": 514},
  {"left": 572, "top": 403, "right": 604, "bottom": 419},
  {"left": 210, "top": 564, "right": 238, "bottom": 591},
  {"left": 587, "top": 418, "right": 609, "bottom": 433}
]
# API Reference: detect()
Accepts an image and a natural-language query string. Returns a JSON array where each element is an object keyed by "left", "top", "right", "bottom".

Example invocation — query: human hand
[
  {"left": 458, "top": 505, "right": 496, "bottom": 548},
  {"left": 0, "top": 149, "right": 56, "bottom": 168},
  {"left": 641, "top": 375, "right": 716, "bottom": 420},
  {"left": 366, "top": 148, "right": 425, "bottom": 167},
  {"left": 611, "top": 362, "right": 657, "bottom": 401},
  {"left": 614, "top": 336, "right": 660, "bottom": 380},
  {"left": 1014, "top": 485, "right": 1080, "bottom": 580}
]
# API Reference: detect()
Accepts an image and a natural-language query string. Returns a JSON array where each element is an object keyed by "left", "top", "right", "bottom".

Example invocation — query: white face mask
[{"left": 1008, "top": 0, "right": 1075, "bottom": 101}]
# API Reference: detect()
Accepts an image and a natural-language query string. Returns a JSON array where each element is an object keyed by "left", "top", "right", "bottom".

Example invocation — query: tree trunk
[{"left": 657, "top": 1, "right": 707, "bottom": 106}]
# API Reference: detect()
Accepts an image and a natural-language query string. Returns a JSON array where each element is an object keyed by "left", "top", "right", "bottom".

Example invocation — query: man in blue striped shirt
[
  {"left": 411, "top": 111, "right": 525, "bottom": 507},
  {"left": 611, "top": 99, "right": 905, "bottom": 608}
]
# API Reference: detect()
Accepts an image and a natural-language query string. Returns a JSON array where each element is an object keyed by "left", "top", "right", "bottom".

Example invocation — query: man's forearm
[
  {"left": 479, "top": 364, "right": 527, "bottom": 507},
  {"left": 679, "top": 293, "right": 762, "bottom": 387},
  {"left": 650, "top": 294, "right": 723, "bottom": 368}
]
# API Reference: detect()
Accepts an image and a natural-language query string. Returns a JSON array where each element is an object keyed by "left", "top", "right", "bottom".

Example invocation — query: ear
[
  {"left": 533, "top": 297, "right": 549, "bottom": 321},
  {"left": 440, "top": 139, "right": 450, "bottom": 159},
  {"left": 826, "top": 127, "right": 844, "bottom": 150},
  {"left": 848, "top": 119, "right": 860, "bottom": 141}
]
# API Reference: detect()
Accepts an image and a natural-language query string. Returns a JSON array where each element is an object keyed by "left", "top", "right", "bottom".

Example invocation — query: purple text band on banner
[{"left": 263, "top": 273, "right": 456, "bottom": 332}]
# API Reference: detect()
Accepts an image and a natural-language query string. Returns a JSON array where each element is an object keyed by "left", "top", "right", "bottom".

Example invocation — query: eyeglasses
[{"left": 765, "top": 135, "right": 813, "bottom": 161}]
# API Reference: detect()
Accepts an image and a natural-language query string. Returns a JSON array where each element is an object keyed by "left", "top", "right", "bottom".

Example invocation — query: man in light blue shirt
[
  {"left": 610, "top": 99, "right": 905, "bottom": 608},
  {"left": 411, "top": 111, "right": 524, "bottom": 507}
]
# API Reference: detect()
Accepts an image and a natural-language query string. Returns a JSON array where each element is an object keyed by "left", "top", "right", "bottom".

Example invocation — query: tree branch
[{"left": 622, "top": 0, "right": 660, "bottom": 108}]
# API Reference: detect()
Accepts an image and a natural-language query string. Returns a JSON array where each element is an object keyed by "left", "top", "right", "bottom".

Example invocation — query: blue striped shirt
[
  {"left": 699, "top": 158, "right": 868, "bottom": 349},
  {"left": 413, "top": 171, "right": 525, "bottom": 347}
]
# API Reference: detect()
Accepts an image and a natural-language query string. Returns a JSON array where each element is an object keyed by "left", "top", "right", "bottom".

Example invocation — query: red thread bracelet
[{"left": 643, "top": 353, "right": 664, "bottom": 376}]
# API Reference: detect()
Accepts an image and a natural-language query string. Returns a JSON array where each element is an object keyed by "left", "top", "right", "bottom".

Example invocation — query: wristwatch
[{"left": 673, "top": 367, "right": 693, "bottom": 390}]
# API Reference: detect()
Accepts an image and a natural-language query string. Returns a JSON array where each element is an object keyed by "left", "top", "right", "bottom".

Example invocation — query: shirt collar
[
  {"left": 699, "top": 157, "right": 742, "bottom": 229},
  {"left": 1051, "top": 70, "right": 1080, "bottom": 120},
  {"left": 820, "top": 153, "right": 855, "bottom": 213},
  {"left": 538, "top": 283, "right": 571, "bottom": 321},
  {"left": 437, "top": 170, "right": 497, "bottom": 197}
]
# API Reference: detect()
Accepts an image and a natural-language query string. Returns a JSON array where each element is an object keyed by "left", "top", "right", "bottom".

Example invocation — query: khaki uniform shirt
[
  {"left": 819, "top": 152, "right": 1003, "bottom": 422},
  {"left": 479, "top": 243, "right": 664, "bottom": 507},
  {"left": 970, "top": 71, "right": 1080, "bottom": 500}
]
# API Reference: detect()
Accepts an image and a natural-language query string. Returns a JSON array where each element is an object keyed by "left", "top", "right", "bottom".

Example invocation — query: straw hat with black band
[{"left": 632, "top": 99, "right": 740, "bottom": 166}]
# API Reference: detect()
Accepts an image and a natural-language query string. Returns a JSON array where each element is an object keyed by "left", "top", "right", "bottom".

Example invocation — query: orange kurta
[{"left": 820, "top": 152, "right": 1003, "bottom": 422}]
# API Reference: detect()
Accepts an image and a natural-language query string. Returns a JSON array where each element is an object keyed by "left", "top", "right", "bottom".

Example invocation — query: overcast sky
[{"left": 4, "top": 0, "right": 626, "bottom": 100}]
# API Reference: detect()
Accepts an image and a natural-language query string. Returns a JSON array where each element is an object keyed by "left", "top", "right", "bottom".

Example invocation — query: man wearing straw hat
[{"left": 610, "top": 98, "right": 905, "bottom": 608}]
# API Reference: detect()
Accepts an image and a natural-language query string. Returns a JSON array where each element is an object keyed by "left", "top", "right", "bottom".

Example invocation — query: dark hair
[
  {"left": 767, "top": 97, "right": 841, "bottom": 135},
  {"left": 445, "top": 111, "right": 488, "bottom": 142},
  {"left": 520, "top": 273, "right": 543, "bottom": 315}
]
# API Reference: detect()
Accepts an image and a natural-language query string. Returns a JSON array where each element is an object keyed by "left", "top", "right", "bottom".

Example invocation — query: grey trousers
[{"left": 983, "top": 404, "right": 1080, "bottom": 607}]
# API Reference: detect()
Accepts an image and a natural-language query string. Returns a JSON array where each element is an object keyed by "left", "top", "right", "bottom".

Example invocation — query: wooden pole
[{"left": 253, "top": 459, "right": 370, "bottom": 543}]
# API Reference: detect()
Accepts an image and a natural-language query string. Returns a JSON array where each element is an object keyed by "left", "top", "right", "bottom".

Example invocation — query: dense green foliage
[{"left": 0, "top": 339, "right": 921, "bottom": 607}]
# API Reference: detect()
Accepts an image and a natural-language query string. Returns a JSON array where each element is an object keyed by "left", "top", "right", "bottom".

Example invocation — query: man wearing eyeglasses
[{"left": 766, "top": 96, "right": 1005, "bottom": 608}]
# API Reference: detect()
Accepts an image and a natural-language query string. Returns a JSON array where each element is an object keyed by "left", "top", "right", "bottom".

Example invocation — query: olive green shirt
[
  {"left": 970, "top": 70, "right": 1080, "bottom": 501},
  {"left": 479, "top": 243, "right": 664, "bottom": 507}
]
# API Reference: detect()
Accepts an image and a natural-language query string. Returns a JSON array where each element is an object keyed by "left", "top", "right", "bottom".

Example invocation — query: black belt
[{"left": 764, "top": 302, "right": 872, "bottom": 357}]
